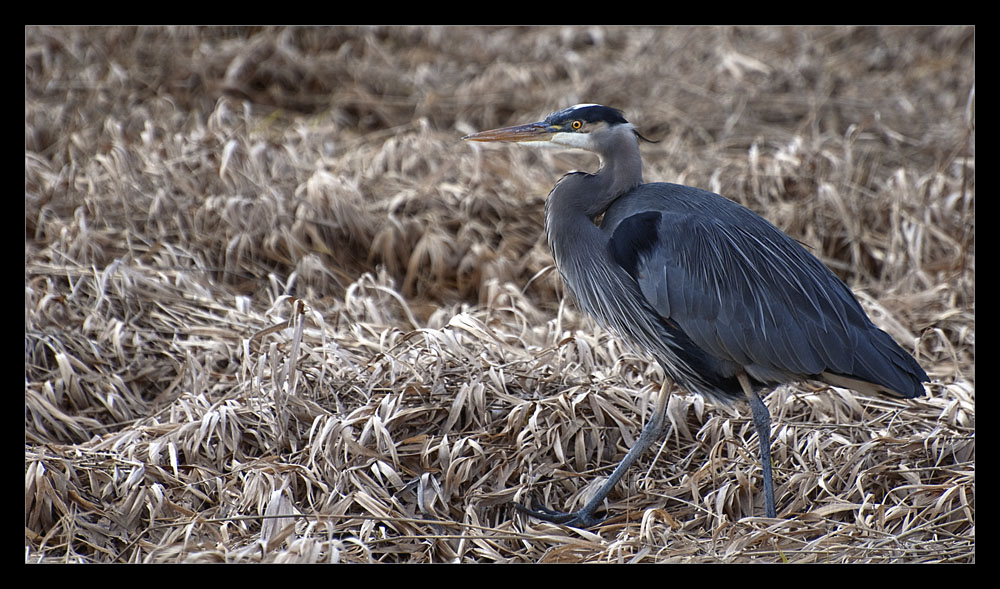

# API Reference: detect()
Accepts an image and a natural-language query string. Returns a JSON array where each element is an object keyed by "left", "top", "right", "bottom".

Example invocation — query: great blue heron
[{"left": 462, "top": 104, "right": 929, "bottom": 527}]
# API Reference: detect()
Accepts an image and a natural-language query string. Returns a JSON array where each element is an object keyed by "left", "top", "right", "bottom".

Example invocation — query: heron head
[{"left": 463, "top": 103, "right": 646, "bottom": 152}]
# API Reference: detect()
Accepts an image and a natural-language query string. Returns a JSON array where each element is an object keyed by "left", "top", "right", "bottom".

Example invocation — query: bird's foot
[{"left": 513, "top": 498, "right": 604, "bottom": 528}]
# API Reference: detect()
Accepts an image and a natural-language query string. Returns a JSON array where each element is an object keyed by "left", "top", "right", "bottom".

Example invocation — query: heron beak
[{"left": 462, "top": 122, "right": 556, "bottom": 143}]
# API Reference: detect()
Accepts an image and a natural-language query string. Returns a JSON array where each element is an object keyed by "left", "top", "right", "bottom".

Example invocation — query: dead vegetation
[{"left": 25, "top": 26, "right": 973, "bottom": 563}]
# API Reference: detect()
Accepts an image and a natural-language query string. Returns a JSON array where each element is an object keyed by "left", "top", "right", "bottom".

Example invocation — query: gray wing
[{"left": 605, "top": 184, "right": 926, "bottom": 396}]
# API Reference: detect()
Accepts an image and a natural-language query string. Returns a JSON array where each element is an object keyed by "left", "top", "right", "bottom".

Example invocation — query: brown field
[{"left": 25, "top": 26, "right": 974, "bottom": 563}]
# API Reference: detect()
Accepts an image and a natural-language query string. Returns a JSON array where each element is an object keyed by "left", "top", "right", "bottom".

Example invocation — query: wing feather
[{"left": 605, "top": 183, "right": 926, "bottom": 396}]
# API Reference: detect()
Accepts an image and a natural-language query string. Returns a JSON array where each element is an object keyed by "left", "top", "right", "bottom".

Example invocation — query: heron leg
[
  {"left": 515, "top": 378, "right": 673, "bottom": 527},
  {"left": 739, "top": 374, "right": 777, "bottom": 518}
]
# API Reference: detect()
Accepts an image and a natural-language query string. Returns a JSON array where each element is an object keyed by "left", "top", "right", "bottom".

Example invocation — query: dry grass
[{"left": 25, "top": 25, "right": 974, "bottom": 563}]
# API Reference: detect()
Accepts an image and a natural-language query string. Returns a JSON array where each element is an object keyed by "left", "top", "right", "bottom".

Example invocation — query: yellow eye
[{"left": 571, "top": 120, "right": 583, "bottom": 130}]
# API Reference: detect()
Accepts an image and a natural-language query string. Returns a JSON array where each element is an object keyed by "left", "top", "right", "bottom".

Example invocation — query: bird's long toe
[{"left": 513, "top": 499, "right": 604, "bottom": 528}]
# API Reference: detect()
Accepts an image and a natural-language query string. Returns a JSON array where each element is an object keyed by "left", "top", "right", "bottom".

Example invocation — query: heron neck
[
  {"left": 585, "top": 152, "right": 642, "bottom": 220},
  {"left": 555, "top": 131, "right": 643, "bottom": 220},
  {"left": 591, "top": 132, "right": 644, "bottom": 215},
  {"left": 544, "top": 131, "right": 643, "bottom": 277}
]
